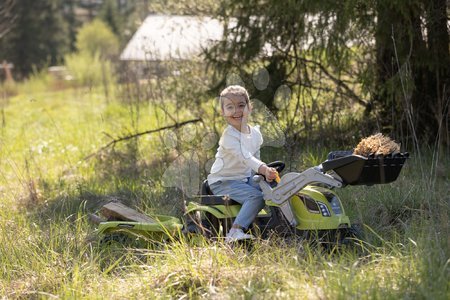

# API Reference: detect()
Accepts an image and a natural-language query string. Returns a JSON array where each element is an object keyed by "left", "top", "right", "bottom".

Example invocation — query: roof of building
[{"left": 120, "top": 15, "right": 224, "bottom": 61}]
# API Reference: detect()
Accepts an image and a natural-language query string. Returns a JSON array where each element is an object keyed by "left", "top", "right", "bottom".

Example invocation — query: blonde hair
[{"left": 219, "top": 85, "right": 250, "bottom": 109}]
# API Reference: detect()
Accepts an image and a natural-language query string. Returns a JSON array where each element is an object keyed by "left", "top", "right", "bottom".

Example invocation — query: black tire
[
  {"left": 100, "top": 232, "right": 134, "bottom": 247},
  {"left": 340, "top": 223, "right": 366, "bottom": 250},
  {"left": 262, "top": 207, "right": 296, "bottom": 238},
  {"left": 203, "top": 212, "right": 233, "bottom": 239},
  {"left": 184, "top": 212, "right": 202, "bottom": 234}
]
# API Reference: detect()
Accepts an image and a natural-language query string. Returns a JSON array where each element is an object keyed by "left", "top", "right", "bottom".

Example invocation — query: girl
[{"left": 207, "top": 85, "right": 278, "bottom": 241}]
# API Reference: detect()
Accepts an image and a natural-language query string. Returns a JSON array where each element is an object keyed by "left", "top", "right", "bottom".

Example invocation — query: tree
[
  {"left": 65, "top": 19, "right": 119, "bottom": 97},
  {"left": 206, "top": 0, "right": 449, "bottom": 144},
  {"left": 374, "top": 0, "right": 449, "bottom": 144},
  {"left": 0, "top": 0, "right": 69, "bottom": 78},
  {"left": 98, "top": 0, "right": 126, "bottom": 41},
  {"left": 205, "top": 0, "right": 375, "bottom": 147},
  {"left": 62, "top": 0, "right": 80, "bottom": 52},
  {"left": 98, "top": 0, "right": 151, "bottom": 46},
  {"left": 0, "top": 0, "right": 17, "bottom": 40},
  {"left": 206, "top": 1, "right": 372, "bottom": 111}
]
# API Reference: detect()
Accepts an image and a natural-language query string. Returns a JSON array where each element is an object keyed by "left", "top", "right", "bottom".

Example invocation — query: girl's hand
[
  {"left": 265, "top": 167, "right": 278, "bottom": 182},
  {"left": 258, "top": 164, "right": 278, "bottom": 182}
]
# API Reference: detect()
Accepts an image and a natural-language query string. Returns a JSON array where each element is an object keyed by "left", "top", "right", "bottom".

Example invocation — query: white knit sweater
[{"left": 207, "top": 125, "right": 264, "bottom": 185}]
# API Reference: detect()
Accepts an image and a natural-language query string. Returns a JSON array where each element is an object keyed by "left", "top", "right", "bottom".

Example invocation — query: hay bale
[{"left": 353, "top": 133, "right": 400, "bottom": 156}]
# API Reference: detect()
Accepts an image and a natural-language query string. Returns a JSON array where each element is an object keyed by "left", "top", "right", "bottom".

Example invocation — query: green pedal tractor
[{"left": 97, "top": 151, "right": 408, "bottom": 246}]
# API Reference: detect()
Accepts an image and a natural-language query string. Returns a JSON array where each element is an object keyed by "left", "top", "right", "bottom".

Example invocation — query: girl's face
[{"left": 221, "top": 96, "right": 251, "bottom": 131}]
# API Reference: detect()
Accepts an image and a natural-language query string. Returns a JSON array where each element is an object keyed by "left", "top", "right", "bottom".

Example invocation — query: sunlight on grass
[{"left": 0, "top": 84, "right": 448, "bottom": 299}]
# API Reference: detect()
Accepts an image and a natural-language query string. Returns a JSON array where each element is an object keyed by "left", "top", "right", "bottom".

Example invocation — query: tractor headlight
[
  {"left": 317, "top": 202, "right": 331, "bottom": 217},
  {"left": 329, "top": 196, "right": 343, "bottom": 215}
]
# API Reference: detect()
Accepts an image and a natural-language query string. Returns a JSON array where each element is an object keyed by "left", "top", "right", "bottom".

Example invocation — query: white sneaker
[{"left": 225, "top": 228, "right": 255, "bottom": 243}]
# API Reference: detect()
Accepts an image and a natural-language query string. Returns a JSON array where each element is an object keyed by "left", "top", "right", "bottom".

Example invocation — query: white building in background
[
  {"left": 120, "top": 15, "right": 224, "bottom": 62},
  {"left": 119, "top": 14, "right": 276, "bottom": 79},
  {"left": 119, "top": 15, "right": 227, "bottom": 79}
]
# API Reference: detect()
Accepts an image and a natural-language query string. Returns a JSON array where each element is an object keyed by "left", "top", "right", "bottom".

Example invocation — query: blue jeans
[{"left": 209, "top": 177, "right": 265, "bottom": 230}]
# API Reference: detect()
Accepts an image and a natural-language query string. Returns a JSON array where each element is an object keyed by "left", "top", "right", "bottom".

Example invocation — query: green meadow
[{"left": 0, "top": 80, "right": 448, "bottom": 299}]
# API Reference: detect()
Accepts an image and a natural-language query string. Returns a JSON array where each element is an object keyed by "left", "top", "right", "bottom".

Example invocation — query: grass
[{"left": 0, "top": 83, "right": 449, "bottom": 299}]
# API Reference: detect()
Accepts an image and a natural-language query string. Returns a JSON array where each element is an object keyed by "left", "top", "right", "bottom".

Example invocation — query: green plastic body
[
  {"left": 187, "top": 185, "right": 350, "bottom": 231},
  {"left": 185, "top": 202, "right": 241, "bottom": 218},
  {"left": 98, "top": 185, "right": 350, "bottom": 239},
  {"left": 97, "top": 214, "right": 183, "bottom": 241},
  {"left": 291, "top": 186, "right": 350, "bottom": 230},
  {"left": 185, "top": 202, "right": 269, "bottom": 218}
]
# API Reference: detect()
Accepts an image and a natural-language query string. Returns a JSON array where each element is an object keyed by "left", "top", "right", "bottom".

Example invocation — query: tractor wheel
[
  {"left": 100, "top": 232, "right": 133, "bottom": 248},
  {"left": 265, "top": 207, "right": 297, "bottom": 238},
  {"left": 202, "top": 212, "right": 234, "bottom": 239},
  {"left": 340, "top": 223, "right": 366, "bottom": 251},
  {"left": 183, "top": 212, "right": 211, "bottom": 245}
]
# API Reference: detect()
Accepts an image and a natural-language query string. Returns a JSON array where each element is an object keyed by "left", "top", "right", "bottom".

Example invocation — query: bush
[
  {"left": 65, "top": 51, "right": 116, "bottom": 89},
  {"left": 65, "top": 19, "right": 118, "bottom": 90},
  {"left": 76, "top": 19, "right": 119, "bottom": 59}
]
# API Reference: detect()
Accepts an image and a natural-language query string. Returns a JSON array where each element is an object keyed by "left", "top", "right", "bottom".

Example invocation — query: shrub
[
  {"left": 76, "top": 19, "right": 119, "bottom": 59},
  {"left": 65, "top": 51, "right": 116, "bottom": 89}
]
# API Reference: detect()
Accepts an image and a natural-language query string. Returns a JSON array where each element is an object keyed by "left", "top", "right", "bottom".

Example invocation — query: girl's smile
[{"left": 221, "top": 96, "right": 251, "bottom": 132}]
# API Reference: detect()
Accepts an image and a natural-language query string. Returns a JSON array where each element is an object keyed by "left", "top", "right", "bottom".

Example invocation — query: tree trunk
[
  {"left": 374, "top": 1, "right": 413, "bottom": 134},
  {"left": 373, "top": 0, "right": 449, "bottom": 145},
  {"left": 424, "top": 0, "right": 450, "bottom": 146}
]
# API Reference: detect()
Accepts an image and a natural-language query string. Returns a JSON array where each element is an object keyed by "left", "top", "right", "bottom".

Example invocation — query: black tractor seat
[{"left": 200, "top": 180, "right": 240, "bottom": 206}]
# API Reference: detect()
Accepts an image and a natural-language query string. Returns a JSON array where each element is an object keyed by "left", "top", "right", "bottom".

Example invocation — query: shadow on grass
[{"left": 27, "top": 141, "right": 187, "bottom": 227}]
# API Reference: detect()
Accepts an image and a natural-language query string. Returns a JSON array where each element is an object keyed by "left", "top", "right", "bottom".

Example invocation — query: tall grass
[{"left": 0, "top": 82, "right": 448, "bottom": 299}]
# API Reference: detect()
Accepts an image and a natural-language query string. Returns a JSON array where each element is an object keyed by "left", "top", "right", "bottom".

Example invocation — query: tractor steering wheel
[{"left": 266, "top": 161, "right": 285, "bottom": 173}]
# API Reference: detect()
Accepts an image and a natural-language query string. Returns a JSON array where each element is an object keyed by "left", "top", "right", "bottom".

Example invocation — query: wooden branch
[
  {"left": 100, "top": 202, "right": 155, "bottom": 223},
  {"left": 300, "top": 57, "right": 369, "bottom": 107},
  {"left": 260, "top": 41, "right": 369, "bottom": 108},
  {"left": 84, "top": 118, "right": 202, "bottom": 160}
]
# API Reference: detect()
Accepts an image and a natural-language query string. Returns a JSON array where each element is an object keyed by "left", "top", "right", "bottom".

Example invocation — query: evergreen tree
[
  {"left": 206, "top": 0, "right": 449, "bottom": 143},
  {"left": 0, "top": 0, "right": 69, "bottom": 78},
  {"left": 99, "top": 0, "right": 122, "bottom": 38},
  {"left": 374, "top": 0, "right": 449, "bottom": 143},
  {"left": 62, "top": 0, "right": 80, "bottom": 52},
  {"left": 98, "top": 0, "right": 139, "bottom": 45},
  {"left": 0, "top": 0, "right": 17, "bottom": 40},
  {"left": 206, "top": 0, "right": 372, "bottom": 111}
]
